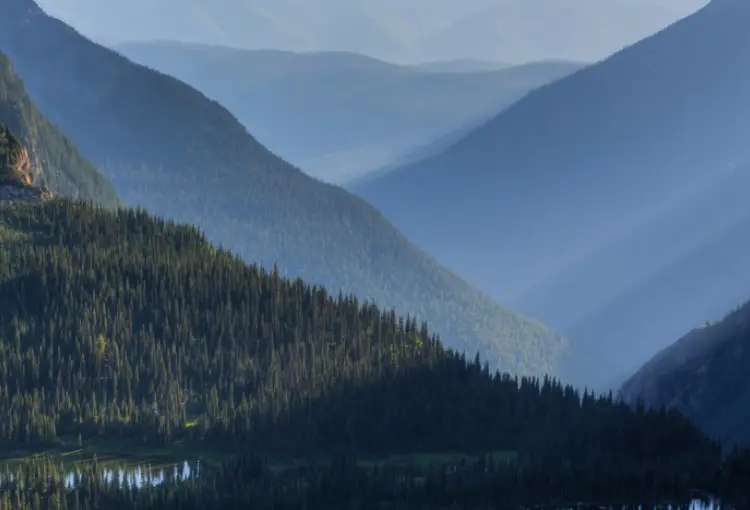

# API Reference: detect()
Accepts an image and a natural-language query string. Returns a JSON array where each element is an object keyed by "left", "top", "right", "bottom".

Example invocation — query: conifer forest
[{"left": 0, "top": 199, "right": 747, "bottom": 509}]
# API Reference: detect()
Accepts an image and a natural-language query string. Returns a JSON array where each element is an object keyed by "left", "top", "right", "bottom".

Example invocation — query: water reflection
[
  {"left": 64, "top": 460, "right": 197, "bottom": 488},
  {"left": 64, "top": 462, "right": 721, "bottom": 510},
  {"left": 689, "top": 500, "right": 718, "bottom": 510},
  {"left": 3, "top": 460, "right": 725, "bottom": 509}
]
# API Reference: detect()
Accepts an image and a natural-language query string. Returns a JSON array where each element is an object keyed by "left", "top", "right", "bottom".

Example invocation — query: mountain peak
[{"left": 1, "top": 0, "right": 43, "bottom": 17}]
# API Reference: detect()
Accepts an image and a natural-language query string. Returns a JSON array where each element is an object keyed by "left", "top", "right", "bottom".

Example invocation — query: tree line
[
  {"left": 0, "top": 449, "right": 750, "bottom": 510},
  {"left": 0, "top": 199, "right": 748, "bottom": 508}
]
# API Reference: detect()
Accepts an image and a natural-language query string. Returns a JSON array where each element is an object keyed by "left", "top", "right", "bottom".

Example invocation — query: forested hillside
[
  {"left": 0, "top": 52, "right": 117, "bottom": 205},
  {"left": 0, "top": 200, "right": 701, "bottom": 453},
  {"left": 621, "top": 298, "right": 750, "bottom": 446},
  {"left": 0, "top": 199, "right": 747, "bottom": 509},
  {"left": 0, "top": 0, "right": 564, "bottom": 376}
]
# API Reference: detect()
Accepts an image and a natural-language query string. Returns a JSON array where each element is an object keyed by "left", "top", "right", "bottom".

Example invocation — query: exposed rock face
[{"left": 0, "top": 123, "right": 52, "bottom": 201}]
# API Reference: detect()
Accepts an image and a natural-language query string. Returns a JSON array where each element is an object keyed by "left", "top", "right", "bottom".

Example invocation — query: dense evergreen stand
[{"left": 0, "top": 199, "right": 748, "bottom": 509}]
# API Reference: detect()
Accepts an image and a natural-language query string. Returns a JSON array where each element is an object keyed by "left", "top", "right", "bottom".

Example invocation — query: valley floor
[{"left": 0, "top": 434, "right": 516, "bottom": 476}]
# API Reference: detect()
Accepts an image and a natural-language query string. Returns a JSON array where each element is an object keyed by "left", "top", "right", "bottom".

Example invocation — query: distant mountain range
[
  {"left": 38, "top": 0, "right": 704, "bottom": 64},
  {"left": 0, "top": 0, "right": 566, "bottom": 377},
  {"left": 115, "top": 41, "right": 583, "bottom": 183},
  {"left": 408, "top": 59, "right": 511, "bottom": 73},
  {"left": 355, "top": 0, "right": 750, "bottom": 390},
  {"left": 413, "top": 0, "right": 698, "bottom": 63},
  {"left": 620, "top": 295, "right": 750, "bottom": 446}
]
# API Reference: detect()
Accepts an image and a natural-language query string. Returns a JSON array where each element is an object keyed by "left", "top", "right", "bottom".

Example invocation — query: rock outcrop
[{"left": 0, "top": 123, "right": 52, "bottom": 201}]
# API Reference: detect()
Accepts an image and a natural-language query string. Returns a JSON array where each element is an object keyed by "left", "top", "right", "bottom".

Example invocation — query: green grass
[
  {"left": 0, "top": 435, "right": 516, "bottom": 480},
  {"left": 0, "top": 435, "right": 228, "bottom": 471},
  {"left": 0, "top": 219, "right": 28, "bottom": 243}
]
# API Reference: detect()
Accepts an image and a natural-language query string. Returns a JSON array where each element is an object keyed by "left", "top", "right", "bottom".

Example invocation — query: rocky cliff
[{"left": 0, "top": 123, "right": 52, "bottom": 200}]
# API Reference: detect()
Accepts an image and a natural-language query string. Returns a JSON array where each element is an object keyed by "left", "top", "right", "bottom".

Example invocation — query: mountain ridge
[
  {"left": 114, "top": 40, "right": 584, "bottom": 183},
  {"left": 0, "top": 0, "right": 566, "bottom": 377},
  {"left": 354, "top": 0, "right": 750, "bottom": 388},
  {"left": 620, "top": 296, "right": 750, "bottom": 445},
  {"left": 37, "top": 0, "right": 703, "bottom": 64},
  {"left": 550, "top": 162, "right": 750, "bottom": 387}
]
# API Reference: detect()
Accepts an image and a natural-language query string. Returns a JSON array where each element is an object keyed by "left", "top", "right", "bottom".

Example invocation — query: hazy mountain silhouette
[
  {"left": 554, "top": 163, "right": 750, "bottom": 389},
  {"left": 351, "top": 113, "right": 495, "bottom": 188},
  {"left": 115, "top": 41, "right": 583, "bottom": 183},
  {"left": 37, "top": 0, "right": 702, "bottom": 64},
  {"left": 0, "top": 0, "right": 566, "bottom": 376},
  {"left": 414, "top": 0, "right": 692, "bottom": 63},
  {"left": 620, "top": 294, "right": 750, "bottom": 446},
  {"left": 409, "top": 59, "right": 511, "bottom": 73},
  {"left": 355, "top": 0, "right": 750, "bottom": 389}
]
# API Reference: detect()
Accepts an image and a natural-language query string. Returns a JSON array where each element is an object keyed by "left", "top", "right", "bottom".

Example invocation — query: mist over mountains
[
  {"left": 620, "top": 292, "right": 750, "bottom": 446},
  {"left": 115, "top": 41, "right": 582, "bottom": 183},
  {"left": 38, "top": 0, "right": 706, "bottom": 64},
  {"left": 355, "top": 0, "right": 750, "bottom": 390}
]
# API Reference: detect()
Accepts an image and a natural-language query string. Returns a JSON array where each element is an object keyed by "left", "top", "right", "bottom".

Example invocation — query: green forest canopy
[
  {"left": 1, "top": 198, "right": 750, "bottom": 508},
  {"left": 0, "top": 199, "right": 715, "bottom": 455}
]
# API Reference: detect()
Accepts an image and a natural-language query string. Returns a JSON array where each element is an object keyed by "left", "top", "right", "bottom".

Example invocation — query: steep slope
[
  {"left": 0, "top": 124, "right": 52, "bottom": 201},
  {"left": 620, "top": 298, "right": 750, "bottom": 446},
  {"left": 0, "top": 52, "right": 118, "bottom": 206},
  {"left": 564, "top": 202, "right": 750, "bottom": 390},
  {"left": 114, "top": 42, "right": 583, "bottom": 183},
  {"left": 352, "top": 113, "right": 494, "bottom": 188},
  {"left": 357, "top": 0, "right": 750, "bottom": 302},
  {"left": 510, "top": 162, "right": 750, "bottom": 389},
  {"left": 355, "top": 0, "right": 750, "bottom": 386},
  {"left": 0, "top": 124, "right": 30, "bottom": 185},
  {"left": 0, "top": 0, "right": 565, "bottom": 376}
]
